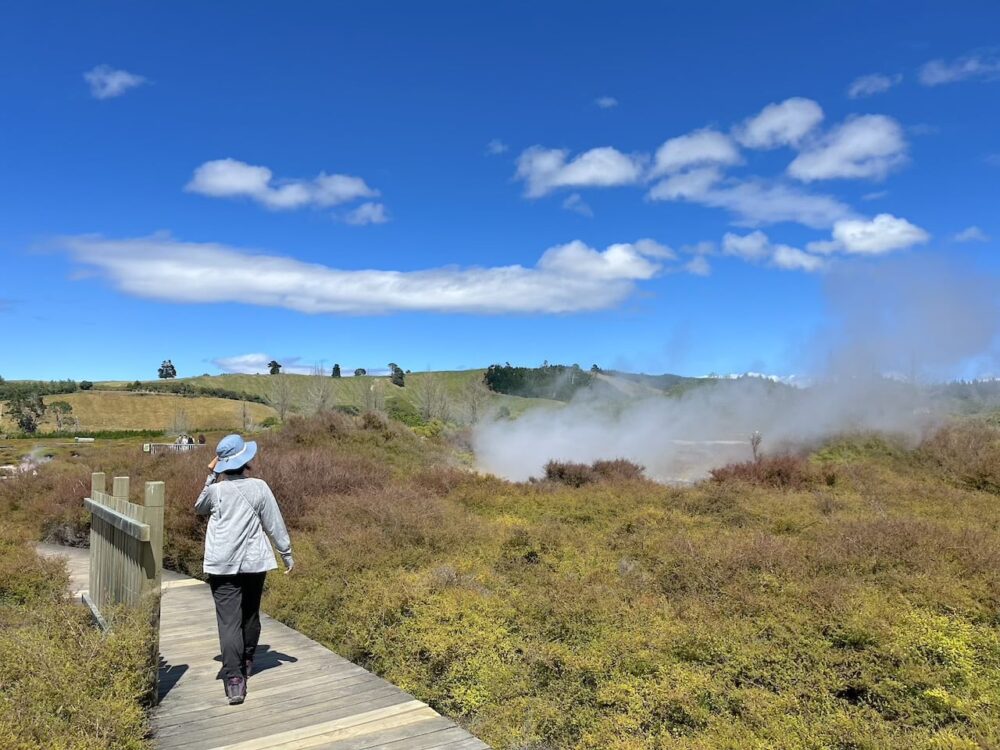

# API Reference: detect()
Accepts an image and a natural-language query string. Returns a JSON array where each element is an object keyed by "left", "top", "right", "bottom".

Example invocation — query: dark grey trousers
[{"left": 209, "top": 572, "right": 266, "bottom": 680}]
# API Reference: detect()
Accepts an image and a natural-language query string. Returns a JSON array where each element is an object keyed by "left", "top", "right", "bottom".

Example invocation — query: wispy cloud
[
  {"left": 723, "top": 230, "right": 825, "bottom": 272},
  {"left": 919, "top": 52, "right": 1000, "bottom": 86},
  {"left": 684, "top": 256, "right": 711, "bottom": 276},
  {"left": 787, "top": 115, "right": 907, "bottom": 182},
  {"left": 595, "top": 96, "right": 618, "bottom": 109},
  {"left": 485, "top": 139, "right": 509, "bottom": 155},
  {"left": 344, "top": 202, "right": 389, "bottom": 225},
  {"left": 847, "top": 73, "right": 902, "bottom": 98},
  {"left": 648, "top": 168, "right": 853, "bottom": 229},
  {"left": 515, "top": 146, "right": 645, "bottom": 197},
  {"left": 733, "top": 97, "right": 824, "bottom": 149},
  {"left": 650, "top": 129, "right": 741, "bottom": 177},
  {"left": 953, "top": 226, "right": 990, "bottom": 243},
  {"left": 212, "top": 353, "right": 314, "bottom": 375},
  {"left": 562, "top": 193, "right": 593, "bottom": 217},
  {"left": 60, "top": 233, "right": 672, "bottom": 315},
  {"left": 185, "top": 158, "right": 380, "bottom": 212},
  {"left": 84, "top": 65, "right": 147, "bottom": 99}
]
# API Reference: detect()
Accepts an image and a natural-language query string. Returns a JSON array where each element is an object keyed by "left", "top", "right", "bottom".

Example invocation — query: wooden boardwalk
[{"left": 38, "top": 544, "right": 490, "bottom": 750}]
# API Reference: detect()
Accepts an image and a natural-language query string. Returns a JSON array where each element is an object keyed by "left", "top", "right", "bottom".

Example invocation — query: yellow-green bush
[{"left": 0, "top": 532, "right": 153, "bottom": 749}]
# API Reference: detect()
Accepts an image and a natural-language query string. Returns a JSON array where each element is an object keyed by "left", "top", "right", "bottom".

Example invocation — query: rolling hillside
[{"left": 2, "top": 391, "right": 276, "bottom": 433}]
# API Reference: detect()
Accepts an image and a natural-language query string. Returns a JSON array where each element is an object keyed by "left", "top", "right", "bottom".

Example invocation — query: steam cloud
[{"left": 474, "top": 256, "right": 1000, "bottom": 483}]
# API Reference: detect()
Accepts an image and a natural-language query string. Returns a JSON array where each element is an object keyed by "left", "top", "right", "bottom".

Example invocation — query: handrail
[{"left": 84, "top": 497, "right": 151, "bottom": 541}]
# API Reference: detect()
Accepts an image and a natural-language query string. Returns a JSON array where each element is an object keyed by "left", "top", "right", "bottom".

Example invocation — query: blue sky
[{"left": 1, "top": 1, "right": 998, "bottom": 381}]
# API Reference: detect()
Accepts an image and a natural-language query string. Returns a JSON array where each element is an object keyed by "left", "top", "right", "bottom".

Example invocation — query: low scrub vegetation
[
  {"left": 2, "top": 414, "right": 1000, "bottom": 748},
  {"left": 0, "top": 531, "right": 153, "bottom": 749}
]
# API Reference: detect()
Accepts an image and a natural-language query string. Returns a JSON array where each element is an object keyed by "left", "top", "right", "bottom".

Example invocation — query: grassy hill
[
  {"left": 178, "top": 370, "right": 560, "bottom": 419},
  {"left": 1, "top": 391, "right": 275, "bottom": 433}
]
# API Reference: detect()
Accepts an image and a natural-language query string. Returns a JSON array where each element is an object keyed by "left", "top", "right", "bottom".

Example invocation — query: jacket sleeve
[
  {"left": 259, "top": 481, "right": 293, "bottom": 568},
  {"left": 194, "top": 474, "right": 216, "bottom": 515}
]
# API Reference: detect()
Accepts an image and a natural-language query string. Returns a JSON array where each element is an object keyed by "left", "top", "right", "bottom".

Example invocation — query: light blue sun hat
[{"left": 213, "top": 434, "right": 257, "bottom": 473}]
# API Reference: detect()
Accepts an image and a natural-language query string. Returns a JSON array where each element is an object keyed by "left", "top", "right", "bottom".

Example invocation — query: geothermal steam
[{"left": 474, "top": 255, "right": 1000, "bottom": 483}]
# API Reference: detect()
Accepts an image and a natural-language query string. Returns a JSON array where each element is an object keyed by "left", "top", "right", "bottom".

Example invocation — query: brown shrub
[
  {"left": 709, "top": 454, "right": 821, "bottom": 490},
  {"left": 544, "top": 458, "right": 645, "bottom": 487},
  {"left": 919, "top": 421, "right": 1000, "bottom": 493},
  {"left": 279, "top": 412, "right": 353, "bottom": 445},
  {"left": 254, "top": 447, "right": 390, "bottom": 527},
  {"left": 591, "top": 459, "right": 645, "bottom": 481},
  {"left": 360, "top": 411, "right": 387, "bottom": 431}
]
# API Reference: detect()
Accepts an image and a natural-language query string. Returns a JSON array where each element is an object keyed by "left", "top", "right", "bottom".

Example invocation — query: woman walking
[{"left": 195, "top": 434, "right": 294, "bottom": 705}]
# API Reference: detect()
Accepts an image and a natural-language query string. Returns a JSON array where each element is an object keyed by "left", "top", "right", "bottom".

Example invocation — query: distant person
[
  {"left": 198, "top": 433, "right": 206, "bottom": 445},
  {"left": 195, "top": 434, "right": 294, "bottom": 705}
]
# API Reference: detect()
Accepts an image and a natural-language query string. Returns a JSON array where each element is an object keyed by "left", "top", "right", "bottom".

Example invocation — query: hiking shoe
[
  {"left": 225, "top": 676, "right": 246, "bottom": 705},
  {"left": 243, "top": 657, "right": 254, "bottom": 678}
]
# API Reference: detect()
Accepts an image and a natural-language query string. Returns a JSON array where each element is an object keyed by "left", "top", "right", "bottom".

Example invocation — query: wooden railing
[{"left": 84, "top": 472, "right": 164, "bottom": 625}]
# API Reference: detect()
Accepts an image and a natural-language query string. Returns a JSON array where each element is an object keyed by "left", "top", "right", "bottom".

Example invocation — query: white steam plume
[{"left": 474, "top": 256, "right": 1000, "bottom": 483}]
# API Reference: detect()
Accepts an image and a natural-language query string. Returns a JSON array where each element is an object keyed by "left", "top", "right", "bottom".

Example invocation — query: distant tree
[
  {"left": 48, "top": 400, "right": 74, "bottom": 430},
  {"left": 79, "top": 380, "right": 93, "bottom": 390},
  {"left": 266, "top": 374, "right": 293, "bottom": 420},
  {"left": 158, "top": 360, "right": 177, "bottom": 379},
  {"left": 389, "top": 363, "right": 405, "bottom": 387},
  {"left": 354, "top": 368, "right": 367, "bottom": 377},
  {"left": 267, "top": 360, "right": 282, "bottom": 375},
  {"left": 8, "top": 392, "right": 46, "bottom": 434},
  {"left": 306, "top": 366, "right": 333, "bottom": 414},
  {"left": 460, "top": 378, "right": 490, "bottom": 425},
  {"left": 590, "top": 364, "right": 601, "bottom": 372},
  {"left": 412, "top": 374, "right": 450, "bottom": 422},
  {"left": 331, "top": 364, "right": 342, "bottom": 378}
]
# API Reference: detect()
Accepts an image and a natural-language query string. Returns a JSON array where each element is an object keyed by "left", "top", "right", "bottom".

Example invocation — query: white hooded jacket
[{"left": 195, "top": 475, "right": 293, "bottom": 575}]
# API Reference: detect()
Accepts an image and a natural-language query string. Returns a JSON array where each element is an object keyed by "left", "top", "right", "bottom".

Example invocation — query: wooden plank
[
  {"left": 159, "top": 694, "right": 422, "bottom": 750},
  {"left": 155, "top": 669, "right": 375, "bottom": 726},
  {"left": 362, "top": 726, "right": 472, "bottom": 750},
  {"left": 271, "top": 714, "right": 452, "bottom": 750},
  {"left": 84, "top": 498, "right": 150, "bottom": 542},
  {"left": 155, "top": 681, "right": 401, "bottom": 740},
  {"left": 186, "top": 701, "right": 433, "bottom": 750}
]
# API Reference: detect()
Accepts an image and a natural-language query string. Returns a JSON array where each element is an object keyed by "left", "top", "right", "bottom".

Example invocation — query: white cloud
[
  {"left": 515, "top": 146, "right": 645, "bottom": 197},
  {"left": 633, "top": 238, "right": 676, "bottom": 260},
  {"left": 723, "top": 230, "right": 825, "bottom": 272},
  {"left": 185, "top": 158, "right": 380, "bottom": 211},
  {"left": 684, "top": 256, "right": 711, "bottom": 276},
  {"left": 651, "top": 129, "right": 741, "bottom": 177},
  {"left": 61, "top": 233, "right": 669, "bottom": 315},
  {"left": 919, "top": 53, "right": 1000, "bottom": 86},
  {"left": 649, "top": 171, "right": 853, "bottom": 229},
  {"left": 734, "top": 97, "right": 824, "bottom": 149},
  {"left": 595, "top": 96, "right": 619, "bottom": 109},
  {"left": 847, "top": 73, "right": 902, "bottom": 98},
  {"left": 722, "top": 230, "right": 770, "bottom": 261},
  {"left": 819, "top": 213, "right": 930, "bottom": 255},
  {"left": 486, "top": 139, "right": 509, "bottom": 155},
  {"left": 84, "top": 65, "right": 146, "bottom": 99},
  {"left": 562, "top": 193, "right": 593, "bottom": 217},
  {"left": 212, "top": 353, "right": 314, "bottom": 376},
  {"left": 537, "top": 240, "right": 662, "bottom": 280},
  {"left": 344, "top": 202, "right": 389, "bottom": 225},
  {"left": 862, "top": 190, "right": 888, "bottom": 201},
  {"left": 787, "top": 115, "right": 907, "bottom": 181},
  {"left": 771, "top": 245, "right": 825, "bottom": 272},
  {"left": 953, "top": 226, "right": 990, "bottom": 243}
]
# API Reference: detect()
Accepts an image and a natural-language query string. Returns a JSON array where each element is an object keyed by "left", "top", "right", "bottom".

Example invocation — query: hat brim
[{"left": 214, "top": 440, "right": 257, "bottom": 473}]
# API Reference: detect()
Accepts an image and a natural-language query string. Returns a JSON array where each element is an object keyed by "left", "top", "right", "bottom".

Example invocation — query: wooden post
[
  {"left": 143, "top": 481, "right": 165, "bottom": 705},
  {"left": 89, "top": 472, "right": 105, "bottom": 611},
  {"left": 113, "top": 477, "right": 129, "bottom": 607}
]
